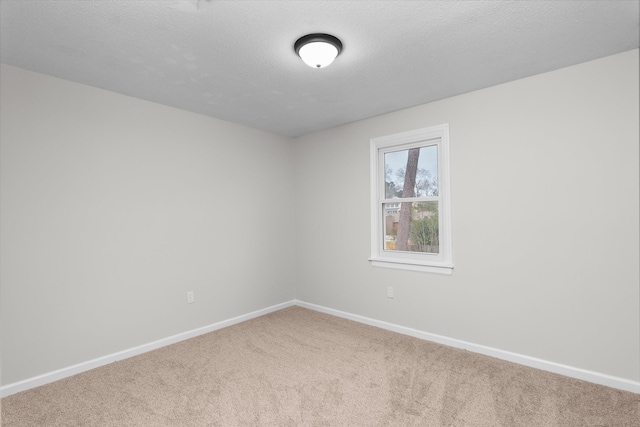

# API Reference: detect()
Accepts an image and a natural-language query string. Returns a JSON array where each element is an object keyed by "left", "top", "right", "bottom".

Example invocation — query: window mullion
[{"left": 381, "top": 196, "right": 439, "bottom": 203}]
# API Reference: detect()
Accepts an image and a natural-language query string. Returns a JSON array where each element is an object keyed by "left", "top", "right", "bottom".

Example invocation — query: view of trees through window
[{"left": 384, "top": 145, "right": 439, "bottom": 254}]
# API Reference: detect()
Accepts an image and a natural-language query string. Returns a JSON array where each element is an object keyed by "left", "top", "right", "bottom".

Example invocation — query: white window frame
[{"left": 369, "top": 124, "right": 453, "bottom": 275}]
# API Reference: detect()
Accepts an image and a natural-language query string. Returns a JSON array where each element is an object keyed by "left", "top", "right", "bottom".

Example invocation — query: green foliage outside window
[{"left": 409, "top": 202, "right": 439, "bottom": 252}]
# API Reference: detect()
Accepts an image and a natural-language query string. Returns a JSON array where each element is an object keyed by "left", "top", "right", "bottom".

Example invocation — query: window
[{"left": 370, "top": 124, "right": 452, "bottom": 274}]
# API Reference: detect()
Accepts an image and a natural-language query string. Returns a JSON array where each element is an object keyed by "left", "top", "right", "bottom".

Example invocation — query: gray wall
[
  {"left": 0, "top": 65, "right": 296, "bottom": 385},
  {"left": 294, "top": 50, "right": 639, "bottom": 382},
  {"left": 2, "top": 49, "right": 638, "bottom": 387}
]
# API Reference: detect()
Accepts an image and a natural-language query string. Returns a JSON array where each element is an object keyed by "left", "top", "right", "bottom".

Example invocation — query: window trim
[{"left": 369, "top": 124, "right": 453, "bottom": 275}]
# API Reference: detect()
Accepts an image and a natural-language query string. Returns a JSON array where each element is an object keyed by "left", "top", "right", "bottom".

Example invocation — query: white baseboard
[
  {"left": 295, "top": 300, "right": 640, "bottom": 394},
  {"left": 2, "top": 299, "right": 638, "bottom": 397},
  {"left": 0, "top": 300, "right": 295, "bottom": 398}
]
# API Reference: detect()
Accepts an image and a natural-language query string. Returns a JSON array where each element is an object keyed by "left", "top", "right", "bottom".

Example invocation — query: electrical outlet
[
  {"left": 387, "top": 286, "right": 394, "bottom": 299},
  {"left": 187, "top": 291, "right": 195, "bottom": 304}
]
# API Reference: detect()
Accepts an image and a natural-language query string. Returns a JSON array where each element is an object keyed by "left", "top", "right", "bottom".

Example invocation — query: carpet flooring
[{"left": 2, "top": 306, "right": 638, "bottom": 426}]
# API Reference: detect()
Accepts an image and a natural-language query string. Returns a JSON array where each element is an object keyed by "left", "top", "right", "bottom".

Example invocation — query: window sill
[{"left": 369, "top": 258, "right": 453, "bottom": 275}]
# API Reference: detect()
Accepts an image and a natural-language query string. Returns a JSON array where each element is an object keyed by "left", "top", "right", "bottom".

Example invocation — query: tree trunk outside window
[{"left": 395, "top": 148, "right": 420, "bottom": 251}]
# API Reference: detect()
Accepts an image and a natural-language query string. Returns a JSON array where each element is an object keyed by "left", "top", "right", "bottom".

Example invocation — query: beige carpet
[{"left": 2, "top": 306, "right": 638, "bottom": 426}]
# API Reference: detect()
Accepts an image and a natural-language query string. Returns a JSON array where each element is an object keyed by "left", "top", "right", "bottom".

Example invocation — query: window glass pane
[
  {"left": 384, "top": 145, "right": 438, "bottom": 199},
  {"left": 383, "top": 201, "right": 439, "bottom": 253}
]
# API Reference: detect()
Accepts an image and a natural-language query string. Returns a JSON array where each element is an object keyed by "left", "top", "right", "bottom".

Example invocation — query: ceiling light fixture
[{"left": 294, "top": 33, "right": 343, "bottom": 69}]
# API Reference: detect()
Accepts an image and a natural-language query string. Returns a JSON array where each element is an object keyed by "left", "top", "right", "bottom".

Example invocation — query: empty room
[{"left": 1, "top": 1, "right": 638, "bottom": 425}]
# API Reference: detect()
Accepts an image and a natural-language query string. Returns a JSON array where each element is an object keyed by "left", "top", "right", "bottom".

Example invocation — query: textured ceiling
[{"left": 1, "top": 0, "right": 638, "bottom": 137}]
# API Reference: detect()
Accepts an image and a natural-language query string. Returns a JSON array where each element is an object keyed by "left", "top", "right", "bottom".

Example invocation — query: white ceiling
[{"left": 1, "top": 1, "right": 638, "bottom": 137}]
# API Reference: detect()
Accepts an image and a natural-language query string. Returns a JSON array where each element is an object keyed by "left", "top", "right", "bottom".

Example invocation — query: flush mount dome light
[{"left": 294, "top": 33, "right": 343, "bottom": 68}]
